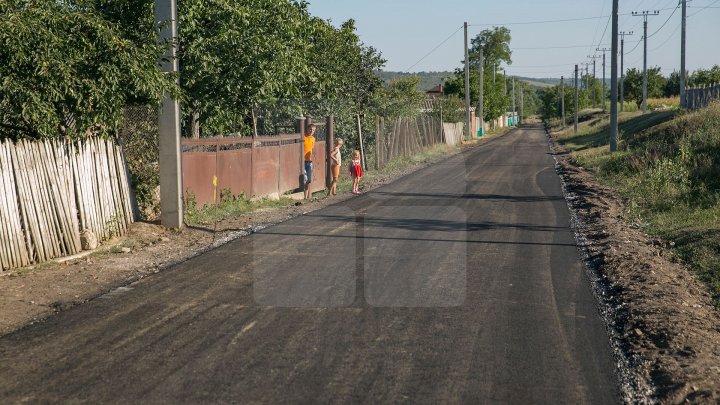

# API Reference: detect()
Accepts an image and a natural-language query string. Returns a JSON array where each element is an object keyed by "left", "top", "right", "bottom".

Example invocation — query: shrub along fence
[
  {"left": 686, "top": 83, "right": 720, "bottom": 110},
  {"left": 0, "top": 137, "right": 135, "bottom": 270}
]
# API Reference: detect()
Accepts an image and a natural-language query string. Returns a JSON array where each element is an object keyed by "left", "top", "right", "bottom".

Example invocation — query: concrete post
[
  {"left": 519, "top": 82, "right": 524, "bottom": 124},
  {"left": 511, "top": 77, "right": 516, "bottom": 126},
  {"left": 478, "top": 46, "right": 484, "bottom": 136},
  {"left": 643, "top": 19, "right": 648, "bottom": 113},
  {"left": 574, "top": 64, "right": 579, "bottom": 134},
  {"left": 611, "top": 0, "right": 619, "bottom": 152},
  {"left": 561, "top": 76, "right": 565, "bottom": 126},
  {"left": 464, "top": 22, "right": 471, "bottom": 140},
  {"left": 155, "top": 0, "right": 183, "bottom": 229},
  {"left": 680, "top": 0, "right": 687, "bottom": 108}
]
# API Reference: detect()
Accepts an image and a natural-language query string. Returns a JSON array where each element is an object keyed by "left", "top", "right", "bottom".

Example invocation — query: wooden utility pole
[
  {"left": 155, "top": 0, "right": 183, "bottom": 229},
  {"left": 611, "top": 0, "right": 620, "bottom": 151},
  {"left": 464, "top": 22, "right": 471, "bottom": 140},
  {"left": 633, "top": 10, "right": 660, "bottom": 113},
  {"left": 325, "top": 115, "right": 334, "bottom": 188},
  {"left": 357, "top": 114, "right": 366, "bottom": 170}
]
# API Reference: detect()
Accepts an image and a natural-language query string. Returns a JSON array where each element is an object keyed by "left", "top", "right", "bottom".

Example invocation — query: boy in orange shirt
[{"left": 303, "top": 124, "right": 316, "bottom": 200}]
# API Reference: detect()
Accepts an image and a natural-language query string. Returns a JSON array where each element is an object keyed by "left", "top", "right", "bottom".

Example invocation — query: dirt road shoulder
[{"left": 548, "top": 131, "right": 720, "bottom": 404}]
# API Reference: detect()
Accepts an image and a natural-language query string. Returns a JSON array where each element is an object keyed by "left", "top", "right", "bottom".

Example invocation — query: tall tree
[
  {"left": 0, "top": 0, "right": 171, "bottom": 139},
  {"left": 469, "top": 27, "right": 513, "bottom": 68},
  {"left": 623, "top": 67, "right": 666, "bottom": 107}
]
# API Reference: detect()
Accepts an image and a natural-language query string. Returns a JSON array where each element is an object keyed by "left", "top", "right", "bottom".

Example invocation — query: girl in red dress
[{"left": 349, "top": 150, "right": 363, "bottom": 194}]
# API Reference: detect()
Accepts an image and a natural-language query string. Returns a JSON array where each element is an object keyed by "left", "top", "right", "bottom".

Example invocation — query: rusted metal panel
[
  {"left": 182, "top": 151, "right": 217, "bottom": 207},
  {"left": 182, "top": 132, "right": 309, "bottom": 203},
  {"left": 279, "top": 142, "right": 302, "bottom": 193},
  {"left": 310, "top": 141, "right": 326, "bottom": 193},
  {"left": 217, "top": 148, "right": 252, "bottom": 199},
  {"left": 252, "top": 145, "right": 279, "bottom": 198}
]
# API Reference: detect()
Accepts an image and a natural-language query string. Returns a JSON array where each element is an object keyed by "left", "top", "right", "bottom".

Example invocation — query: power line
[
  {"left": 404, "top": 25, "right": 463, "bottom": 72},
  {"left": 467, "top": 9, "right": 675, "bottom": 27},
  {"left": 688, "top": 0, "right": 720, "bottom": 16},
  {"left": 589, "top": 1, "right": 609, "bottom": 52},
  {"left": 508, "top": 62, "right": 581, "bottom": 68},
  {"left": 647, "top": 4, "right": 679, "bottom": 38},
  {"left": 514, "top": 44, "right": 610, "bottom": 50},
  {"left": 649, "top": 22, "right": 681, "bottom": 52}
]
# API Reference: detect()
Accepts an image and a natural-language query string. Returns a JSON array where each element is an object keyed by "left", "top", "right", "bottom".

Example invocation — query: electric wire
[
  {"left": 404, "top": 25, "right": 463, "bottom": 72},
  {"left": 688, "top": 0, "right": 720, "bottom": 16},
  {"left": 647, "top": 3, "right": 680, "bottom": 38},
  {"left": 649, "top": 22, "right": 681, "bottom": 52}
]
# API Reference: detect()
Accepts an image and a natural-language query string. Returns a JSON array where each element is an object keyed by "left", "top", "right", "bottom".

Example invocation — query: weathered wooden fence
[
  {"left": 0, "top": 138, "right": 134, "bottom": 270},
  {"left": 374, "top": 114, "right": 444, "bottom": 170},
  {"left": 686, "top": 84, "right": 720, "bottom": 110}
]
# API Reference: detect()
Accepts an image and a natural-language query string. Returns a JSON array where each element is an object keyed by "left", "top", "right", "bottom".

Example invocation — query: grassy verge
[
  {"left": 184, "top": 190, "right": 295, "bottom": 226},
  {"left": 551, "top": 103, "right": 720, "bottom": 305}
]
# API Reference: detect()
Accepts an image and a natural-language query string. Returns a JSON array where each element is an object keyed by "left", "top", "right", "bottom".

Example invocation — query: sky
[{"left": 306, "top": 0, "right": 720, "bottom": 79}]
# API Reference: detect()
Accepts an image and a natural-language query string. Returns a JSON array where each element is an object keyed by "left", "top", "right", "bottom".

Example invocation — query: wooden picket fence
[
  {"left": 0, "top": 137, "right": 134, "bottom": 270},
  {"left": 374, "top": 114, "right": 444, "bottom": 170}
]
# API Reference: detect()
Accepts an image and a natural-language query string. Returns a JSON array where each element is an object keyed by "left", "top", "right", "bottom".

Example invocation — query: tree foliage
[
  {"left": 623, "top": 67, "right": 666, "bottom": 107},
  {"left": 443, "top": 27, "right": 514, "bottom": 122},
  {"left": 0, "top": 0, "right": 387, "bottom": 140},
  {"left": 0, "top": 0, "right": 172, "bottom": 139}
]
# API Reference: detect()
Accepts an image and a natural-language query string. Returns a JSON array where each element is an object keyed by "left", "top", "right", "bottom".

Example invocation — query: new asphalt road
[{"left": 0, "top": 124, "right": 619, "bottom": 404}]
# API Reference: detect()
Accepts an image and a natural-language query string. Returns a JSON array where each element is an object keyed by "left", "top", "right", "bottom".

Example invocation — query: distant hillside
[
  {"left": 517, "top": 77, "right": 560, "bottom": 88},
  {"left": 375, "top": 71, "right": 453, "bottom": 91},
  {"left": 377, "top": 71, "right": 560, "bottom": 91}
]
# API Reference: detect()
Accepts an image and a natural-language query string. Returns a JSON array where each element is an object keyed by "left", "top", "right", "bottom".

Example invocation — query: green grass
[
  {"left": 184, "top": 190, "right": 295, "bottom": 226},
  {"left": 550, "top": 103, "right": 720, "bottom": 305}
]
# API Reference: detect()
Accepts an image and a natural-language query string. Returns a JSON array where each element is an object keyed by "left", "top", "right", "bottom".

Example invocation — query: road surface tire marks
[{"left": 0, "top": 124, "right": 619, "bottom": 404}]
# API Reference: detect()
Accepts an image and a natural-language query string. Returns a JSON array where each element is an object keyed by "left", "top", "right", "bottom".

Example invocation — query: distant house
[{"left": 426, "top": 84, "right": 444, "bottom": 97}]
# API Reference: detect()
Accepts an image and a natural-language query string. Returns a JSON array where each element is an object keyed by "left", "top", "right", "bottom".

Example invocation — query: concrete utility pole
[
  {"left": 464, "top": 22, "right": 471, "bottom": 140},
  {"left": 680, "top": 0, "right": 687, "bottom": 108},
  {"left": 619, "top": 31, "right": 633, "bottom": 112},
  {"left": 611, "top": 0, "right": 619, "bottom": 152},
  {"left": 511, "top": 77, "right": 516, "bottom": 126},
  {"left": 588, "top": 55, "right": 600, "bottom": 107},
  {"left": 155, "top": 0, "right": 183, "bottom": 229},
  {"left": 478, "top": 46, "right": 484, "bottom": 135},
  {"left": 632, "top": 10, "right": 660, "bottom": 113},
  {"left": 503, "top": 69, "right": 507, "bottom": 95},
  {"left": 597, "top": 47, "right": 611, "bottom": 112},
  {"left": 581, "top": 62, "right": 591, "bottom": 106},
  {"left": 574, "top": 64, "right": 579, "bottom": 134},
  {"left": 560, "top": 76, "right": 565, "bottom": 126},
  {"left": 519, "top": 82, "right": 524, "bottom": 124}
]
